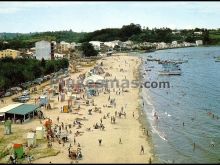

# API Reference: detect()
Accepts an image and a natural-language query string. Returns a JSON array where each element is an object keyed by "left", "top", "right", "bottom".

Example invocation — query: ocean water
[{"left": 139, "top": 47, "right": 220, "bottom": 163}]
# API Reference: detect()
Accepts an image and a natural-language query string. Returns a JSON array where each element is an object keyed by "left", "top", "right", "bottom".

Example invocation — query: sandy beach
[{"left": 0, "top": 53, "right": 153, "bottom": 163}]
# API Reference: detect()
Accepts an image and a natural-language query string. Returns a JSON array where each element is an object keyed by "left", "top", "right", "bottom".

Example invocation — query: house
[
  {"left": 172, "top": 31, "right": 181, "bottom": 34},
  {"left": 89, "top": 41, "right": 103, "bottom": 50},
  {"left": 194, "top": 31, "right": 203, "bottom": 35},
  {"left": 70, "top": 42, "right": 76, "bottom": 50},
  {"left": 195, "top": 40, "right": 203, "bottom": 46},
  {"left": 156, "top": 42, "right": 167, "bottom": 49},
  {"left": 171, "top": 41, "right": 178, "bottom": 48},
  {"left": 0, "top": 49, "right": 20, "bottom": 59},
  {"left": 54, "top": 53, "right": 65, "bottom": 59},
  {"left": 35, "top": 40, "right": 53, "bottom": 60},
  {"left": 58, "top": 41, "right": 71, "bottom": 53}
]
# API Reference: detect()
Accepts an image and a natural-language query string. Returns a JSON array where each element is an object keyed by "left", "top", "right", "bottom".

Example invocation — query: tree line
[
  {"left": 0, "top": 57, "right": 69, "bottom": 91},
  {"left": 0, "top": 24, "right": 219, "bottom": 51}
]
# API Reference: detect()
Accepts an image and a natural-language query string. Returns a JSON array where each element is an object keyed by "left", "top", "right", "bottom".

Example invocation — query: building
[
  {"left": 157, "top": 42, "right": 168, "bottom": 49},
  {"left": 2, "top": 103, "right": 40, "bottom": 123},
  {"left": 70, "top": 42, "right": 76, "bottom": 50},
  {"left": 194, "top": 31, "right": 203, "bottom": 35},
  {"left": 54, "top": 53, "right": 65, "bottom": 59},
  {"left": 35, "top": 40, "right": 54, "bottom": 60},
  {"left": 196, "top": 40, "right": 203, "bottom": 46},
  {"left": 59, "top": 41, "right": 71, "bottom": 53},
  {"left": 0, "top": 49, "right": 20, "bottom": 59},
  {"left": 89, "top": 41, "right": 103, "bottom": 50}
]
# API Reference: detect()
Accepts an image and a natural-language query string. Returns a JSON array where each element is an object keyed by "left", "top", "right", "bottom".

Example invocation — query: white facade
[
  {"left": 54, "top": 53, "right": 65, "bottom": 59},
  {"left": 89, "top": 41, "right": 103, "bottom": 50},
  {"left": 35, "top": 40, "right": 51, "bottom": 60},
  {"left": 70, "top": 42, "right": 76, "bottom": 49},
  {"left": 157, "top": 42, "right": 167, "bottom": 49},
  {"left": 60, "top": 41, "right": 71, "bottom": 52},
  {"left": 194, "top": 32, "right": 203, "bottom": 35},
  {"left": 196, "top": 40, "right": 203, "bottom": 46}
]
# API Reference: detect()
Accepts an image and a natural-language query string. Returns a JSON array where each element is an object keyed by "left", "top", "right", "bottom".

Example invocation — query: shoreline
[{"left": 136, "top": 55, "right": 157, "bottom": 163}]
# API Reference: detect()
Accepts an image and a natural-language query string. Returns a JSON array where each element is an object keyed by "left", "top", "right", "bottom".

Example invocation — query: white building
[
  {"left": 171, "top": 41, "right": 178, "bottom": 48},
  {"left": 54, "top": 53, "right": 65, "bottom": 59},
  {"left": 194, "top": 32, "right": 203, "bottom": 35},
  {"left": 196, "top": 40, "right": 203, "bottom": 46},
  {"left": 157, "top": 42, "right": 167, "bottom": 49},
  {"left": 35, "top": 40, "right": 52, "bottom": 60},
  {"left": 70, "top": 42, "right": 76, "bottom": 49},
  {"left": 59, "top": 41, "right": 71, "bottom": 52},
  {"left": 89, "top": 41, "right": 103, "bottom": 50}
]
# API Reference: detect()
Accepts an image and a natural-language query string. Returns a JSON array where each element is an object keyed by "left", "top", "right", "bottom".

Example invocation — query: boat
[
  {"left": 145, "top": 69, "right": 151, "bottom": 72},
  {"left": 215, "top": 59, "right": 220, "bottom": 62},
  {"left": 159, "top": 70, "right": 181, "bottom": 75},
  {"left": 148, "top": 66, "right": 154, "bottom": 68},
  {"left": 159, "top": 63, "right": 182, "bottom": 75}
]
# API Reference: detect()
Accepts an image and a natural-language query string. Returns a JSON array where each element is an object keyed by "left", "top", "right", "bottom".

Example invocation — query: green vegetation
[
  {"left": 0, "top": 57, "right": 69, "bottom": 90},
  {"left": 80, "top": 42, "right": 98, "bottom": 57},
  {"left": 79, "top": 24, "right": 212, "bottom": 44},
  {"left": 208, "top": 30, "right": 220, "bottom": 45},
  {"left": 1, "top": 24, "right": 220, "bottom": 51},
  {"left": 0, "top": 30, "right": 86, "bottom": 50}
]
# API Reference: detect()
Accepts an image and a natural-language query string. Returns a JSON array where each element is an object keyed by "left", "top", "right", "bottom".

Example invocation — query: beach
[{"left": 0, "top": 53, "right": 153, "bottom": 163}]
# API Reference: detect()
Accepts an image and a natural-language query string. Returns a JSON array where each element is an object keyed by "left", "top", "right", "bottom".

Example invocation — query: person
[
  {"left": 183, "top": 122, "right": 184, "bottom": 127},
  {"left": 98, "top": 139, "right": 102, "bottom": 146},
  {"left": 149, "top": 157, "right": 152, "bottom": 164},
  {"left": 193, "top": 142, "right": 195, "bottom": 151},
  {"left": 133, "top": 112, "right": 135, "bottom": 118},
  {"left": 119, "top": 138, "right": 122, "bottom": 144},
  {"left": 140, "top": 145, "right": 144, "bottom": 154},
  {"left": 57, "top": 116, "right": 59, "bottom": 123},
  {"left": 74, "top": 137, "right": 76, "bottom": 145}
]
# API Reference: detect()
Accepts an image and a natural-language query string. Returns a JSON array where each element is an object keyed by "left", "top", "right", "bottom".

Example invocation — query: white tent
[
  {"left": 36, "top": 126, "right": 44, "bottom": 139},
  {"left": 83, "top": 75, "right": 105, "bottom": 85},
  {"left": 27, "top": 132, "right": 36, "bottom": 147}
]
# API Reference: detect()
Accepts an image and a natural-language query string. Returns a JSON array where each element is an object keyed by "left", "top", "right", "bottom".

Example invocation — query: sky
[{"left": 0, "top": 1, "right": 220, "bottom": 33}]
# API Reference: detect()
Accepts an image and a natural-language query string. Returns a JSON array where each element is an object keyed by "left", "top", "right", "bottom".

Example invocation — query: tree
[
  {"left": 203, "top": 29, "right": 210, "bottom": 45},
  {"left": 81, "top": 42, "right": 98, "bottom": 57},
  {"left": 41, "top": 58, "right": 46, "bottom": 68}
]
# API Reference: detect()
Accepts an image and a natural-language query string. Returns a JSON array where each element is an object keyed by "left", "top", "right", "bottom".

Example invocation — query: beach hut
[
  {"left": 36, "top": 126, "right": 44, "bottom": 140},
  {"left": 4, "top": 119, "right": 12, "bottom": 135},
  {"left": 27, "top": 132, "right": 36, "bottom": 147},
  {"left": 40, "top": 95, "right": 48, "bottom": 106},
  {"left": 63, "top": 105, "right": 69, "bottom": 113},
  {"left": 13, "top": 144, "right": 24, "bottom": 159}
]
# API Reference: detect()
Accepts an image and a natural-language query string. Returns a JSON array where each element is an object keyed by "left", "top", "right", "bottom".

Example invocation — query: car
[
  {"left": 4, "top": 91, "right": 12, "bottom": 97},
  {"left": 33, "top": 78, "right": 43, "bottom": 85},
  {"left": 22, "top": 90, "right": 30, "bottom": 96}
]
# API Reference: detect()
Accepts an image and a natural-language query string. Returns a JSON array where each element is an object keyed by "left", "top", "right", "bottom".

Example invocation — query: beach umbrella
[{"left": 83, "top": 75, "right": 105, "bottom": 85}]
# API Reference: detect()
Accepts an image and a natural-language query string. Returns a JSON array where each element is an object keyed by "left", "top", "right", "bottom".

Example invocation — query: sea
[{"left": 137, "top": 46, "right": 220, "bottom": 163}]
